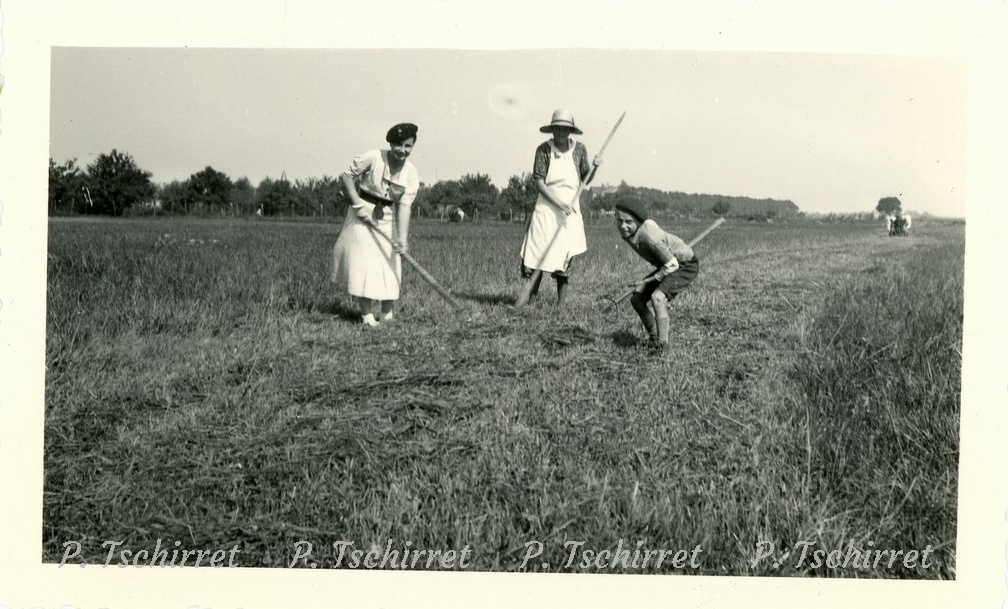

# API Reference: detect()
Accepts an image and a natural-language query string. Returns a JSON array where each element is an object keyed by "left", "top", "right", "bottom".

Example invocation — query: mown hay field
[{"left": 44, "top": 216, "right": 963, "bottom": 578}]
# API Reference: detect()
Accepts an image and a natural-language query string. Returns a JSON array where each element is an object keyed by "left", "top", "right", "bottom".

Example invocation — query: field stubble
[{"left": 44, "top": 216, "right": 962, "bottom": 577}]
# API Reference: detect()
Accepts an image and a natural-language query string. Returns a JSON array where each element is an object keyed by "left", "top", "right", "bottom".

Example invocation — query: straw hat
[{"left": 539, "top": 109, "right": 583, "bottom": 134}]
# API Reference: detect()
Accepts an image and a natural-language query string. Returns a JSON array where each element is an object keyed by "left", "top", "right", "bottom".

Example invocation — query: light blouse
[{"left": 344, "top": 149, "right": 419, "bottom": 207}]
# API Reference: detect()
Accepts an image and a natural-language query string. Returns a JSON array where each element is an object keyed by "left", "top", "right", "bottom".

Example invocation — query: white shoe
[
  {"left": 380, "top": 312, "right": 394, "bottom": 322},
  {"left": 361, "top": 313, "right": 380, "bottom": 327}
]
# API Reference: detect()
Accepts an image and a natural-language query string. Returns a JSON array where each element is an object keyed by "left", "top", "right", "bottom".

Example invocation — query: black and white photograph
[{"left": 2, "top": 2, "right": 1006, "bottom": 608}]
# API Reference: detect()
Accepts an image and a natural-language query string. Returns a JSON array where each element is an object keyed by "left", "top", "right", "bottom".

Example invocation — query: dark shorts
[{"left": 639, "top": 257, "right": 700, "bottom": 299}]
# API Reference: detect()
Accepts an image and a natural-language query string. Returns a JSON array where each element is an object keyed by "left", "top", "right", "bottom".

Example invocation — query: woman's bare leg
[{"left": 515, "top": 270, "right": 543, "bottom": 307}]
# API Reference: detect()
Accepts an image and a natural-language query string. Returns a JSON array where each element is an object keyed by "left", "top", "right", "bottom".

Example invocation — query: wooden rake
[{"left": 363, "top": 221, "right": 466, "bottom": 313}]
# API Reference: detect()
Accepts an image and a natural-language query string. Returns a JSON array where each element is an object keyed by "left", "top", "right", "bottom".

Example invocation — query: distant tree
[
  {"left": 307, "top": 175, "right": 346, "bottom": 216},
  {"left": 158, "top": 180, "right": 189, "bottom": 214},
  {"left": 230, "top": 177, "right": 257, "bottom": 215},
  {"left": 455, "top": 173, "right": 500, "bottom": 220},
  {"left": 498, "top": 173, "right": 537, "bottom": 222},
  {"left": 48, "top": 158, "right": 86, "bottom": 215},
  {"left": 256, "top": 176, "right": 296, "bottom": 216},
  {"left": 413, "top": 184, "right": 435, "bottom": 218},
  {"left": 325, "top": 175, "right": 350, "bottom": 214},
  {"left": 187, "top": 166, "right": 233, "bottom": 213},
  {"left": 712, "top": 200, "right": 731, "bottom": 216},
  {"left": 85, "top": 149, "right": 156, "bottom": 216},
  {"left": 419, "top": 174, "right": 500, "bottom": 220},
  {"left": 282, "top": 175, "right": 344, "bottom": 217},
  {"left": 423, "top": 180, "right": 462, "bottom": 219},
  {"left": 876, "top": 196, "right": 902, "bottom": 216},
  {"left": 290, "top": 178, "right": 317, "bottom": 216}
]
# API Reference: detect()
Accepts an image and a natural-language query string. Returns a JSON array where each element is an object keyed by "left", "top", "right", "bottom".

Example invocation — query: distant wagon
[{"left": 889, "top": 213, "right": 911, "bottom": 237}]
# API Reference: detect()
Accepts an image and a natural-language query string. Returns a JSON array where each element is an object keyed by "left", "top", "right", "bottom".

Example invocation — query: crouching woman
[{"left": 613, "top": 199, "right": 699, "bottom": 349}]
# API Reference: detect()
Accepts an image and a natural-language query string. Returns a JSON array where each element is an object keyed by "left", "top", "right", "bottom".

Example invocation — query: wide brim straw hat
[{"left": 539, "top": 108, "right": 583, "bottom": 135}]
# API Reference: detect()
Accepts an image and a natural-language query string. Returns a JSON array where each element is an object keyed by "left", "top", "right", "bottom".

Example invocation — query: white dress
[
  {"left": 331, "top": 150, "right": 419, "bottom": 300},
  {"left": 519, "top": 139, "right": 588, "bottom": 274}
]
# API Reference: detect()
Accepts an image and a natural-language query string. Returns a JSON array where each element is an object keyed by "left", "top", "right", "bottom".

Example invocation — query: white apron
[{"left": 519, "top": 140, "right": 587, "bottom": 273}]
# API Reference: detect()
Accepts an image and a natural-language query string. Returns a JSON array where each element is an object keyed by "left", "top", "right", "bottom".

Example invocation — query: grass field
[{"left": 43, "top": 215, "right": 962, "bottom": 578}]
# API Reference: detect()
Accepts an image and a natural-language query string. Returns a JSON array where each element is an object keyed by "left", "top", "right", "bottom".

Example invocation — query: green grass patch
[{"left": 787, "top": 240, "right": 962, "bottom": 578}]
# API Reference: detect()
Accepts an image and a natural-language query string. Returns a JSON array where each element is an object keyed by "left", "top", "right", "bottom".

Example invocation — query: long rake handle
[
  {"left": 605, "top": 217, "right": 726, "bottom": 309},
  {"left": 565, "top": 110, "right": 625, "bottom": 214},
  {"left": 365, "top": 222, "right": 464, "bottom": 311},
  {"left": 596, "top": 110, "right": 626, "bottom": 159}
]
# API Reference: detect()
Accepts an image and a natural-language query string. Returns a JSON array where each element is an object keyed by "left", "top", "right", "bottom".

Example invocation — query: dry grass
[{"left": 44, "top": 215, "right": 962, "bottom": 577}]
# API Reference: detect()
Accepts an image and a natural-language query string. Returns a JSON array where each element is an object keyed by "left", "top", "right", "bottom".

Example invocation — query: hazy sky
[{"left": 50, "top": 48, "right": 968, "bottom": 216}]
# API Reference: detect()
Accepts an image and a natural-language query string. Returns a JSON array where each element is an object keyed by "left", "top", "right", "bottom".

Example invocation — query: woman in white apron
[{"left": 516, "top": 109, "right": 600, "bottom": 307}]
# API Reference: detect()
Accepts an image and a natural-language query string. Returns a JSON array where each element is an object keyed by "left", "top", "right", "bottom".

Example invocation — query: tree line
[
  {"left": 49, "top": 149, "right": 801, "bottom": 221},
  {"left": 49, "top": 151, "right": 350, "bottom": 218}
]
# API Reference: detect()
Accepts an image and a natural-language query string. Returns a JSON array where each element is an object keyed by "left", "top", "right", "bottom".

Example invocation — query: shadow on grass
[
  {"left": 454, "top": 291, "right": 517, "bottom": 307},
  {"left": 322, "top": 299, "right": 363, "bottom": 323},
  {"left": 610, "top": 329, "right": 645, "bottom": 348}
]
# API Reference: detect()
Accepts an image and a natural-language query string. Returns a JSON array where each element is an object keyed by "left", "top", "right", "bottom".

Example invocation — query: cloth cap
[
  {"left": 539, "top": 109, "right": 583, "bottom": 135},
  {"left": 386, "top": 123, "right": 418, "bottom": 144},
  {"left": 614, "top": 199, "right": 649, "bottom": 223}
]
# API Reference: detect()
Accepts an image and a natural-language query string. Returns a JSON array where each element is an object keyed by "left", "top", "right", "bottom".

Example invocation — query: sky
[{"left": 49, "top": 48, "right": 968, "bottom": 217}]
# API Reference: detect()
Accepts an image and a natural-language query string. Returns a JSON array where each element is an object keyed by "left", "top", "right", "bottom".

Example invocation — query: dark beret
[
  {"left": 386, "top": 123, "right": 418, "bottom": 144},
  {"left": 613, "top": 198, "right": 648, "bottom": 223}
]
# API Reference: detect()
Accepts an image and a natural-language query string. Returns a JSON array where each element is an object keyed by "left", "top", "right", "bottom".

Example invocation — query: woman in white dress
[
  {"left": 515, "top": 109, "right": 601, "bottom": 307},
  {"left": 332, "top": 123, "right": 420, "bottom": 326}
]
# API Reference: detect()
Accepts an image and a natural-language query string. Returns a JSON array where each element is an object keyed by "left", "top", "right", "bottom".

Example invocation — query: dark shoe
[{"left": 648, "top": 340, "right": 669, "bottom": 354}]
